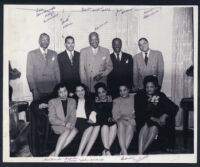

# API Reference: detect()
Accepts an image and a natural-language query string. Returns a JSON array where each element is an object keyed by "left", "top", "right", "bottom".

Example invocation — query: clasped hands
[
  {"left": 93, "top": 73, "right": 103, "bottom": 81},
  {"left": 150, "top": 114, "right": 168, "bottom": 126}
]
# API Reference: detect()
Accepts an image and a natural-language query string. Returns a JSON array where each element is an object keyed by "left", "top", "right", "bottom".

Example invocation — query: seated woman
[
  {"left": 94, "top": 82, "right": 117, "bottom": 155},
  {"left": 135, "top": 75, "right": 178, "bottom": 154},
  {"left": 48, "top": 83, "right": 77, "bottom": 156},
  {"left": 74, "top": 83, "right": 100, "bottom": 156},
  {"left": 112, "top": 83, "right": 136, "bottom": 155}
]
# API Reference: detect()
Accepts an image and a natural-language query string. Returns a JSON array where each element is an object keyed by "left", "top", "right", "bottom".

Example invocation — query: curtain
[{"left": 171, "top": 7, "right": 194, "bottom": 128}]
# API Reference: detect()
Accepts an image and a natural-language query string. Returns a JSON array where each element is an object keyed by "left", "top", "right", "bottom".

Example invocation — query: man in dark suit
[
  {"left": 108, "top": 38, "right": 133, "bottom": 98},
  {"left": 57, "top": 36, "right": 80, "bottom": 96}
]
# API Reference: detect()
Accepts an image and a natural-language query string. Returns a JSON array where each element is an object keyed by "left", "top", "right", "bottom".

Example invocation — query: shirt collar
[
  {"left": 114, "top": 51, "right": 122, "bottom": 57},
  {"left": 91, "top": 46, "right": 99, "bottom": 54},
  {"left": 66, "top": 49, "right": 74, "bottom": 57},
  {"left": 40, "top": 47, "right": 48, "bottom": 55},
  {"left": 142, "top": 49, "right": 150, "bottom": 59}
]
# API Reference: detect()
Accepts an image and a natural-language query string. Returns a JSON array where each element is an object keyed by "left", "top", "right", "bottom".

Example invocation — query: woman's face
[
  {"left": 97, "top": 87, "right": 107, "bottom": 100},
  {"left": 58, "top": 87, "right": 68, "bottom": 100},
  {"left": 75, "top": 86, "right": 85, "bottom": 99},
  {"left": 119, "top": 85, "right": 129, "bottom": 98},
  {"left": 145, "top": 82, "right": 157, "bottom": 95}
]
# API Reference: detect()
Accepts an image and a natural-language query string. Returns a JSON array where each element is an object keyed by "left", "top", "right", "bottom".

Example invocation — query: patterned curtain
[{"left": 171, "top": 7, "right": 194, "bottom": 127}]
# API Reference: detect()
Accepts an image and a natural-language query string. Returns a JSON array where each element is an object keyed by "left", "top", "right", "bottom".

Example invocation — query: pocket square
[
  {"left": 102, "top": 56, "right": 106, "bottom": 60},
  {"left": 126, "top": 60, "right": 129, "bottom": 63},
  {"left": 52, "top": 57, "right": 55, "bottom": 61}
]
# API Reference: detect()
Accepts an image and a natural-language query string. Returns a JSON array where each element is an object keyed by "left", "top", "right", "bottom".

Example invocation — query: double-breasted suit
[
  {"left": 80, "top": 46, "right": 113, "bottom": 92},
  {"left": 26, "top": 48, "right": 60, "bottom": 96},
  {"left": 133, "top": 49, "right": 164, "bottom": 90}
]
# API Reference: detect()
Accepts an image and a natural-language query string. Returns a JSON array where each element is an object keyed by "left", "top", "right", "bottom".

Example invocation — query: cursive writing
[
  {"left": 94, "top": 21, "right": 108, "bottom": 31},
  {"left": 144, "top": 9, "right": 159, "bottom": 19},
  {"left": 115, "top": 8, "right": 134, "bottom": 16},
  {"left": 121, "top": 155, "right": 148, "bottom": 162},
  {"left": 60, "top": 15, "right": 73, "bottom": 29},
  {"left": 43, "top": 13, "right": 59, "bottom": 23},
  {"left": 36, "top": 6, "right": 56, "bottom": 17},
  {"left": 82, "top": 7, "right": 111, "bottom": 12}
]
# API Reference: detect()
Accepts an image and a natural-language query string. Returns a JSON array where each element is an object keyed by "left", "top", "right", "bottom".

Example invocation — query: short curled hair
[
  {"left": 143, "top": 75, "right": 159, "bottom": 88},
  {"left": 94, "top": 82, "right": 107, "bottom": 95},
  {"left": 53, "top": 82, "right": 69, "bottom": 97},
  {"left": 65, "top": 36, "right": 74, "bottom": 43},
  {"left": 74, "top": 83, "right": 89, "bottom": 98}
]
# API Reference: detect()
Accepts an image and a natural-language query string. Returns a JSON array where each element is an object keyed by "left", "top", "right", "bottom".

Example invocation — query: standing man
[
  {"left": 108, "top": 38, "right": 133, "bottom": 98},
  {"left": 80, "top": 32, "right": 113, "bottom": 93},
  {"left": 57, "top": 36, "right": 80, "bottom": 96},
  {"left": 26, "top": 33, "right": 60, "bottom": 100},
  {"left": 133, "top": 38, "right": 164, "bottom": 91},
  {"left": 26, "top": 33, "right": 60, "bottom": 156}
]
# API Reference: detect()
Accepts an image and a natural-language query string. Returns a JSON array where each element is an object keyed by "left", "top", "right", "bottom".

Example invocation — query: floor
[{"left": 13, "top": 130, "right": 194, "bottom": 157}]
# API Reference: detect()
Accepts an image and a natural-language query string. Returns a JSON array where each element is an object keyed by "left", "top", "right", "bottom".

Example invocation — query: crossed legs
[
  {"left": 138, "top": 123, "right": 158, "bottom": 154},
  {"left": 101, "top": 124, "right": 117, "bottom": 155},
  {"left": 117, "top": 121, "right": 135, "bottom": 155}
]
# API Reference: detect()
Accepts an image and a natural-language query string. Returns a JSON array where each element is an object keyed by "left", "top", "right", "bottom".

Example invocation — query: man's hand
[
  {"left": 39, "top": 103, "right": 48, "bottom": 109},
  {"left": 32, "top": 90, "right": 40, "bottom": 100},
  {"left": 93, "top": 73, "right": 103, "bottom": 81}
]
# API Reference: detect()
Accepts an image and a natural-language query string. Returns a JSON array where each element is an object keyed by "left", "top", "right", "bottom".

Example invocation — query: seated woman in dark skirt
[
  {"left": 112, "top": 83, "right": 136, "bottom": 155},
  {"left": 74, "top": 83, "right": 100, "bottom": 156},
  {"left": 94, "top": 82, "right": 117, "bottom": 155},
  {"left": 135, "top": 75, "right": 178, "bottom": 154}
]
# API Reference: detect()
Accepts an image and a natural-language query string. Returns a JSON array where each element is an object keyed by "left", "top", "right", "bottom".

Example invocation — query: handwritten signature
[
  {"left": 94, "top": 21, "right": 108, "bottom": 31},
  {"left": 121, "top": 155, "right": 148, "bottom": 162},
  {"left": 144, "top": 8, "right": 160, "bottom": 19}
]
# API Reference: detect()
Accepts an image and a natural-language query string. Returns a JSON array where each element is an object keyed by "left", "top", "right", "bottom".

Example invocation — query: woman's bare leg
[
  {"left": 101, "top": 125, "right": 109, "bottom": 155},
  {"left": 143, "top": 126, "right": 158, "bottom": 153},
  {"left": 63, "top": 128, "right": 78, "bottom": 148},
  {"left": 83, "top": 125, "right": 100, "bottom": 156},
  {"left": 125, "top": 125, "right": 135, "bottom": 151},
  {"left": 108, "top": 124, "right": 117, "bottom": 148},
  {"left": 117, "top": 121, "right": 127, "bottom": 155},
  {"left": 76, "top": 126, "right": 93, "bottom": 156},
  {"left": 138, "top": 124, "right": 149, "bottom": 154},
  {"left": 53, "top": 129, "right": 71, "bottom": 156}
]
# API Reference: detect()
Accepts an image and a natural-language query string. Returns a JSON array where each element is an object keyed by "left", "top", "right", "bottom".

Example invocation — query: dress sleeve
[{"left": 112, "top": 99, "right": 121, "bottom": 121}]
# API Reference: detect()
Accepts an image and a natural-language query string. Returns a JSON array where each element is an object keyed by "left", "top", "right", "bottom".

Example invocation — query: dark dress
[
  {"left": 95, "top": 95, "right": 116, "bottom": 126},
  {"left": 134, "top": 90, "right": 179, "bottom": 149}
]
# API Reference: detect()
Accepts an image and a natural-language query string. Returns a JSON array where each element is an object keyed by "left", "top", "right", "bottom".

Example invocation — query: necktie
[
  {"left": 43, "top": 52, "right": 48, "bottom": 65},
  {"left": 117, "top": 53, "right": 120, "bottom": 62},
  {"left": 144, "top": 52, "right": 148, "bottom": 65},
  {"left": 70, "top": 52, "right": 73, "bottom": 65}
]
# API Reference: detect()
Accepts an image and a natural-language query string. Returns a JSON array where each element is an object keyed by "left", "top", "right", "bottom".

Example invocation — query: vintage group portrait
[{"left": 3, "top": 4, "right": 198, "bottom": 163}]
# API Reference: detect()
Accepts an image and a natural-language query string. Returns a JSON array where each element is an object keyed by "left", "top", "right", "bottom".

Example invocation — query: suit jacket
[
  {"left": 80, "top": 46, "right": 113, "bottom": 92},
  {"left": 26, "top": 48, "right": 60, "bottom": 94},
  {"left": 57, "top": 50, "right": 80, "bottom": 92},
  {"left": 133, "top": 49, "right": 164, "bottom": 89},
  {"left": 48, "top": 97, "right": 76, "bottom": 134},
  {"left": 108, "top": 52, "right": 133, "bottom": 89}
]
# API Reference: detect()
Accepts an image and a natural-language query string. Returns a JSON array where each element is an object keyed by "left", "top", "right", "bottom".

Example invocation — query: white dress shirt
[
  {"left": 66, "top": 50, "right": 74, "bottom": 60},
  {"left": 91, "top": 47, "right": 99, "bottom": 55},
  {"left": 40, "top": 47, "right": 48, "bottom": 58},
  {"left": 142, "top": 49, "right": 150, "bottom": 60},
  {"left": 114, "top": 51, "right": 122, "bottom": 61},
  {"left": 76, "top": 99, "right": 87, "bottom": 119}
]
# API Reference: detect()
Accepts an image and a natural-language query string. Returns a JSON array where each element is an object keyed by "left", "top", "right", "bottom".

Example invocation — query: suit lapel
[
  {"left": 64, "top": 51, "right": 72, "bottom": 66},
  {"left": 139, "top": 52, "right": 146, "bottom": 68},
  {"left": 56, "top": 98, "right": 66, "bottom": 120},
  {"left": 147, "top": 50, "right": 153, "bottom": 67}
]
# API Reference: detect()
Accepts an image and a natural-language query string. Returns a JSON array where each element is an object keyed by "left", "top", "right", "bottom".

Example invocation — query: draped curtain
[{"left": 171, "top": 7, "right": 194, "bottom": 128}]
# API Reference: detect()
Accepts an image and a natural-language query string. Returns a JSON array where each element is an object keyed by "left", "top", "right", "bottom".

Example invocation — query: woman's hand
[
  {"left": 159, "top": 114, "right": 168, "bottom": 126},
  {"left": 150, "top": 117, "right": 161, "bottom": 125},
  {"left": 65, "top": 122, "right": 72, "bottom": 129}
]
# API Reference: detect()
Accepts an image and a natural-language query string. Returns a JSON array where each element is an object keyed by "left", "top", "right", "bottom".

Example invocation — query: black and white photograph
[{"left": 3, "top": 4, "right": 198, "bottom": 163}]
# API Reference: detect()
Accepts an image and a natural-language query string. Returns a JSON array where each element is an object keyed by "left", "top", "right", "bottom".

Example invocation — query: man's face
[
  {"left": 138, "top": 39, "right": 149, "bottom": 52},
  {"left": 39, "top": 35, "right": 50, "bottom": 49},
  {"left": 113, "top": 39, "right": 122, "bottom": 53},
  {"left": 65, "top": 38, "right": 75, "bottom": 52},
  {"left": 89, "top": 34, "right": 99, "bottom": 48}
]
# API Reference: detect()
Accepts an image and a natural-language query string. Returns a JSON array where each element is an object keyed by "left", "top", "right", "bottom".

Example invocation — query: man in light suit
[
  {"left": 80, "top": 32, "right": 113, "bottom": 93},
  {"left": 108, "top": 38, "right": 133, "bottom": 98},
  {"left": 133, "top": 38, "right": 164, "bottom": 90},
  {"left": 26, "top": 33, "right": 60, "bottom": 100},
  {"left": 57, "top": 36, "right": 80, "bottom": 96},
  {"left": 26, "top": 33, "right": 60, "bottom": 156}
]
